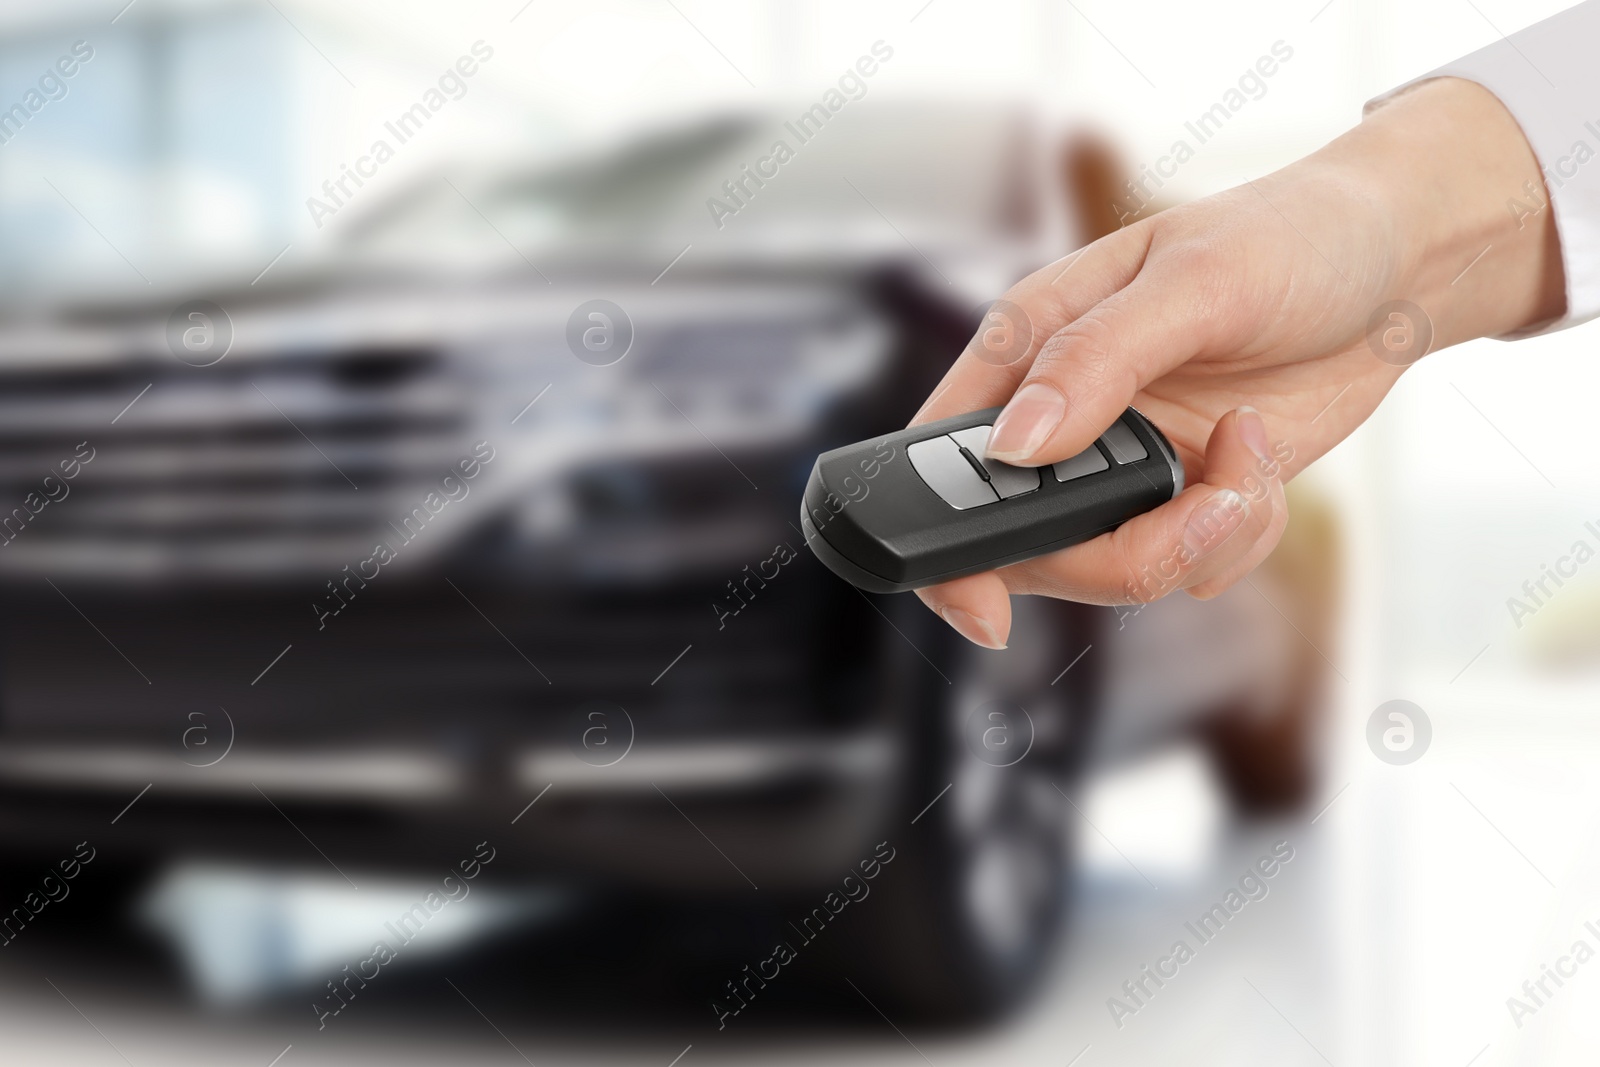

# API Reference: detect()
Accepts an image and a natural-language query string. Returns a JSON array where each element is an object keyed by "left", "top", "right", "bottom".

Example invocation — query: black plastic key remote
[{"left": 801, "top": 406, "right": 1184, "bottom": 593}]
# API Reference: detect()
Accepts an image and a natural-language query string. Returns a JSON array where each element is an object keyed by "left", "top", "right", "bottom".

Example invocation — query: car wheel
[{"left": 835, "top": 596, "right": 1093, "bottom": 1022}]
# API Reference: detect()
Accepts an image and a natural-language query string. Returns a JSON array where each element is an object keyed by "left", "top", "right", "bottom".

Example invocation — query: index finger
[{"left": 909, "top": 226, "right": 1151, "bottom": 428}]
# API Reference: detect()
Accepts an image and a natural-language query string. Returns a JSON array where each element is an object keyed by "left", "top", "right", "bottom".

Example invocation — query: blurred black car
[{"left": 0, "top": 103, "right": 1323, "bottom": 1021}]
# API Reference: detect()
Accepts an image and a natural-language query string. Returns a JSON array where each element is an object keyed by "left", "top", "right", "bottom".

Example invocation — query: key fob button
[
  {"left": 1052, "top": 443, "right": 1110, "bottom": 482},
  {"left": 948, "top": 426, "right": 1040, "bottom": 499},
  {"left": 1101, "top": 420, "right": 1148, "bottom": 463},
  {"left": 908, "top": 435, "right": 1001, "bottom": 510}
]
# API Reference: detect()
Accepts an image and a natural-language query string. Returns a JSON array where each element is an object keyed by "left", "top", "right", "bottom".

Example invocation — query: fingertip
[
  {"left": 940, "top": 607, "right": 1009, "bottom": 650},
  {"left": 1203, "top": 406, "right": 1279, "bottom": 504},
  {"left": 1183, "top": 579, "right": 1230, "bottom": 601},
  {"left": 984, "top": 382, "right": 1117, "bottom": 467},
  {"left": 983, "top": 381, "right": 1065, "bottom": 464},
  {"left": 917, "top": 573, "right": 1012, "bottom": 650},
  {"left": 1236, "top": 405, "right": 1272, "bottom": 464}
]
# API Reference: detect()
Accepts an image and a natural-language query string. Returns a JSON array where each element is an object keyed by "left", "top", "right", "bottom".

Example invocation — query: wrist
[{"left": 1318, "top": 76, "right": 1565, "bottom": 346}]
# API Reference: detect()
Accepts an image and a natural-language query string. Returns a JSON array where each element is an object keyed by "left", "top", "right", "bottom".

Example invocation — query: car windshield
[
  {"left": 331, "top": 119, "right": 756, "bottom": 272},
  {"left": 331, "top": 103, "right": 1039, "bottom": 276}
]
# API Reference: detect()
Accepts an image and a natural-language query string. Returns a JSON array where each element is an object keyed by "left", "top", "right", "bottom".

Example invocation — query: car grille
[
  {"left": 0, "top": 342, "right": 476, "bottom": 580},
  {"left": 0, "top": 568, "right": 879, "bottom": 742}
]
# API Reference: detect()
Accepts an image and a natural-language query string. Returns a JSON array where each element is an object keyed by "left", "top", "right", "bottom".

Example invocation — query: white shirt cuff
[{"left": 1367, "top": 1, "right": 1600, "bottom": 336}]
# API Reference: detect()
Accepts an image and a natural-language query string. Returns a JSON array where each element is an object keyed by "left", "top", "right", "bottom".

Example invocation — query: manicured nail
[
  {"left": 1182, "top": 488, "right": 1247, "bottom": 558},
  {"left": 985, "top": 382, "right": 1066, "bottom": 462},
  {"left": 939, "top": 607, "right": 1007, "bottom": 650},
  {"left": 1237, "top": 406, "right": 1273, "bottom": 467}
]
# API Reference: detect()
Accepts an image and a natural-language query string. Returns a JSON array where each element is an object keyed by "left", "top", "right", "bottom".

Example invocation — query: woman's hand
[{"left": 913, "top": 77, "right": 1566, "bottom": 649}]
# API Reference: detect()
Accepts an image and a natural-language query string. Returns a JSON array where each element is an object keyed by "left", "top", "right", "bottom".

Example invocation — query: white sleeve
[{"left": 1368, "top": 1, "right": 1600, "bottom": 335}]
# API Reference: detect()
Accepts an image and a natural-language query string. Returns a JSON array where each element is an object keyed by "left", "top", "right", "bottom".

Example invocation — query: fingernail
[
  {"left": 939, "top": 607, "right": 1007, "bottom": 650},
  {"left": 1237, "top": 406, "right": 1273, "bottom": 467},
  {"left": 986, "top": 382, "right": 1065, "bottom": 462},
  {"left": 1182, "top": 488, "right": 1247, "bottom": 558}
]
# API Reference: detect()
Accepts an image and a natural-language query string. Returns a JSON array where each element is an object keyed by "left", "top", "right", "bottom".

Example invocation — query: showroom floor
[
  {"left": 7, "top": 690, "right": 1598, "bottom": 1067},
  {"left": 0, "top": 747, "right": 1340, "bottom": 1067}
]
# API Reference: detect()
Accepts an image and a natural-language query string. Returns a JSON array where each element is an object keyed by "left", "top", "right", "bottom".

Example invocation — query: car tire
[{"left": 832, "top": 597, "right": 1093, "bottom": 1023}]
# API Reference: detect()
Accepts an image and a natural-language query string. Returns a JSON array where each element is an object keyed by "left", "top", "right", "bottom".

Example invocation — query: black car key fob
[{"left": 801, "top": 406, "right": 1184, "bottom": 593}]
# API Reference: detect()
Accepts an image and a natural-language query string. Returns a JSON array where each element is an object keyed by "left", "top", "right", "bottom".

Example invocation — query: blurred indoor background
[{"left": 0, "top": 0, "right": 1597, "bottom": 1065}]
